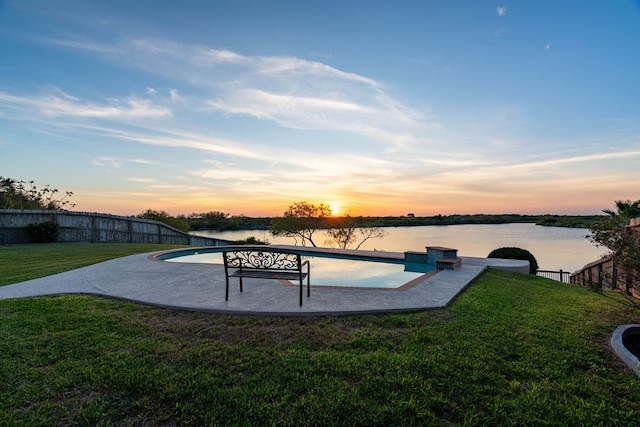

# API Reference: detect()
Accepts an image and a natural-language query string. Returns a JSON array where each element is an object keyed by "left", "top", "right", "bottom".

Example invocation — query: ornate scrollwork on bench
[
  {"left": 222, "top": 247, "right": 310, "bottom": 306},
  {"left": 225, "top": 250, "right": 300, "bottom": 270}
]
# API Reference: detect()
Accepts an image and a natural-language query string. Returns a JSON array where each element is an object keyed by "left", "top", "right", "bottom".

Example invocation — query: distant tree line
[
  {"left": 181, "top": 211, "right": 270, "bottom": 231},
  {"left": 174, "top": 212, "right": 601, "bottom": 231},
  {"left": 366, "top": 214, "right": 601, "bottom": 228},
  {"left": 135, "top": 210, "right": 271, "bottom": 233}
]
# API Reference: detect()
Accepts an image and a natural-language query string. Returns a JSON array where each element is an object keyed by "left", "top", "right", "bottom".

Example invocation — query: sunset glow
[
  {"left": 329, "top": 204, "right": 342, "bottom": 217},
  {"left": 1, "top": 1, "right": 639, "bottom": 217}
]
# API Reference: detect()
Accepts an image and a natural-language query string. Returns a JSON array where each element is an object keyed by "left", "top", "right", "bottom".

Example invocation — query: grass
[
  {"left": 0, "top": 243, "right": 186, "bottom": 286},
  {"left": 2, "top": 244, "right": 640, "bottom": 425}
]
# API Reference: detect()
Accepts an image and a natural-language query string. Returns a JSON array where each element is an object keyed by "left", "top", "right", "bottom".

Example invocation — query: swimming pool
[{"left": 157, "top": 247, "right": 434, "bottom": 289}]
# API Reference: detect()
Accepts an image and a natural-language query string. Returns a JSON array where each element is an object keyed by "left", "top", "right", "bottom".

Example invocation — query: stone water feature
[
  {"left": 404, "top": 246, "right": 461, "bottom": 270},
  {"left": 611, "top": 325, "right": 640, "bottom": 377}
]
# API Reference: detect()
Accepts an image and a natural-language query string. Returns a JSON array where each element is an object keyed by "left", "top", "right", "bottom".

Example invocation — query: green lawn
[
  {"left": 1, "top": 243, "right": 640, "bottom": 425},
  {"left": 0, "top": 243, "right": 186, "bottom": 286}
]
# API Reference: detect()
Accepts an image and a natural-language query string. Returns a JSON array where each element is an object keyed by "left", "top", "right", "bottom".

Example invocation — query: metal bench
[{"left": 222, "top": 247, "right": 310, "bottom": 306}]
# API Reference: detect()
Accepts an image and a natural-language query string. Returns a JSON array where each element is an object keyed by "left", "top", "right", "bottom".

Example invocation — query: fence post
[
  {"left": 91, "top": 215, "right": 97, "bottom": 243},
  {"left": 128, "top": 219, "right": 133, "bottom": 243},
  {"left": 598, "top": 263, "right": 603, "bottom": 289}
]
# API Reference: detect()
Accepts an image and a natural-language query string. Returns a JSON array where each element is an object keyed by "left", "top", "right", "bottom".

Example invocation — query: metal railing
[{"left": 536, "top": 269, "right": 571, "bottom": 283}]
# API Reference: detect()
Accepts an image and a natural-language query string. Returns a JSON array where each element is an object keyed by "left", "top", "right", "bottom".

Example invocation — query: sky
[{"left": 1, "top": 0, "right": 639, "bottom": 217}]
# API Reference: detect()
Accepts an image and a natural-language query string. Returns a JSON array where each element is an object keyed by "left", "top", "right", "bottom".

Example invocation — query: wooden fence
[
  {"left": 569, "top": 217, "right": 639, "bottom": 296},
  {"left": 0, "top": 209, "right": 229, "bottom": 246},
  {"left": 570, "top": 255, "right": 638, "bottom": 297}
]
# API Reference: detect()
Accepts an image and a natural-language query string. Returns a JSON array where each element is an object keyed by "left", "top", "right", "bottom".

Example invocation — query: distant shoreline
[{"left": 188, "top": 214, "right": 602, "bottom": 232}]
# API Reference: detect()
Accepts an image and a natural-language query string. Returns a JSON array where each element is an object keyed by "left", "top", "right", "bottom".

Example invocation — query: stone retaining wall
[{"left": 0, "top": 209, "right": 228, "bottom": 246}]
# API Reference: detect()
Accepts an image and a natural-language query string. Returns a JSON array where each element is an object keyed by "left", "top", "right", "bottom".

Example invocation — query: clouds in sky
[
  {"left": 0, "top": 90, "right": 171, "bottom": 120},
  {"left": 1, "top": 1, "right": 639, "bottom": 216},
  {"left": 23, "top": 36, "right": 427, "bottom": 146},
  {"left": 1, "top": 31, "right": 637, "bottom": 214}
]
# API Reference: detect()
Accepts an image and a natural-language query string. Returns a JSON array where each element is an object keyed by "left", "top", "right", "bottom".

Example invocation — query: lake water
[{"left": 194, "top": 223, "right": 606, "bottom": 273}]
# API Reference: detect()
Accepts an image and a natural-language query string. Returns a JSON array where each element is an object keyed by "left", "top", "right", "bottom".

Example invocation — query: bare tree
[{"left": 325, "top": 215, "right": 386, "bottom": 250}]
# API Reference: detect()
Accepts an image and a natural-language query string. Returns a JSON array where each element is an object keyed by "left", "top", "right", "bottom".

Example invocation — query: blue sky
[{"left": 1, "top": 0, "right": 639, "bottom": 217}]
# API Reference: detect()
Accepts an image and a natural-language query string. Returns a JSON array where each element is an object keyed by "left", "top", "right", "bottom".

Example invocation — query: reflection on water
[
  {"left": 303, "top": 257, "right": 424, "bottom": 288},
  {"left": 196, "top": 224, "right": 605, "bottom": 272}
]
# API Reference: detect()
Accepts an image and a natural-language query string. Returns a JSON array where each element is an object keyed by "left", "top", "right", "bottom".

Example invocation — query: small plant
[
  {"left": 324, "top": 215, "right": 386, "bottom": 250},
  {"left": 25, "top": 221, "right": 60, "bottom": 243},
  {"left": 487, "top": 247, "right": 539, "bottom": 274}
]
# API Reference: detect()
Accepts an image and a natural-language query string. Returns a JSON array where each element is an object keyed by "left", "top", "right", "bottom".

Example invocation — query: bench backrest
[{"left": 223, "top": 248, "right": 302, "bottom": 271}]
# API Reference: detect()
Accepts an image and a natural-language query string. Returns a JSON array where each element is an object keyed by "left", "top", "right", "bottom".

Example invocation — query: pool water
[{"left": 159, "top": 249, "right": 432, "bottom": 289}]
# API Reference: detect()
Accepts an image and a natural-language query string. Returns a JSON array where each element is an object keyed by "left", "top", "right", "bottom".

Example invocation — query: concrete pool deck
[{"left": 0, "top": 247, "right": 528, "bottom": 315}]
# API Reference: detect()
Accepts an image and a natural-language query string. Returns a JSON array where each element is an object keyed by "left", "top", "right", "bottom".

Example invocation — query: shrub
[
  {"left": 487, "top": 247, "right": 539, "bottom": 274},
  {"left": 1, "top": 176, "right": 75, "bottom": 210},
  {"left": 26, "top": 221, "right": 60, "bottom": 243},
  {"left": 232, "top": 236, "right": 269, "bottom": 245}
]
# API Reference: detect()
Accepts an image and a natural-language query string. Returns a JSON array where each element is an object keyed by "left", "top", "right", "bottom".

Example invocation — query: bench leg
[
  {"left": 299, "top": 280, "right": 303, "bottom": 306},
  {"left": 225, "top": 276, "right": 243, "bottom": 301}
]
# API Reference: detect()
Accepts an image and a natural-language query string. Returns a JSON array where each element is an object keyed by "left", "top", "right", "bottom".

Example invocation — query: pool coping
[{"left": 0, "top": 246, "right": 528, "bottom": 316}]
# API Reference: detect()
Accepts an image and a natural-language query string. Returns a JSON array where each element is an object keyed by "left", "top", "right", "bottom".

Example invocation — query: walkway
[{"left": 0, "top": 249, "right": 527, "bottom": 315}]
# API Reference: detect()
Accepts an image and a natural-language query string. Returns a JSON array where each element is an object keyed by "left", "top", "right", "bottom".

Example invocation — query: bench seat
[{"left": 229, "top": 269, "right": 308, "bottom": 281}]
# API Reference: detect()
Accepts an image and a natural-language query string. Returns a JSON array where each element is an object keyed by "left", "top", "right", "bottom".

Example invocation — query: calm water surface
[
  {"left": 164, "top": 250, "right": 426, "bottom": 288},
  {"left": 195, "top": 224, "right": 605, "bottom": 272}
]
